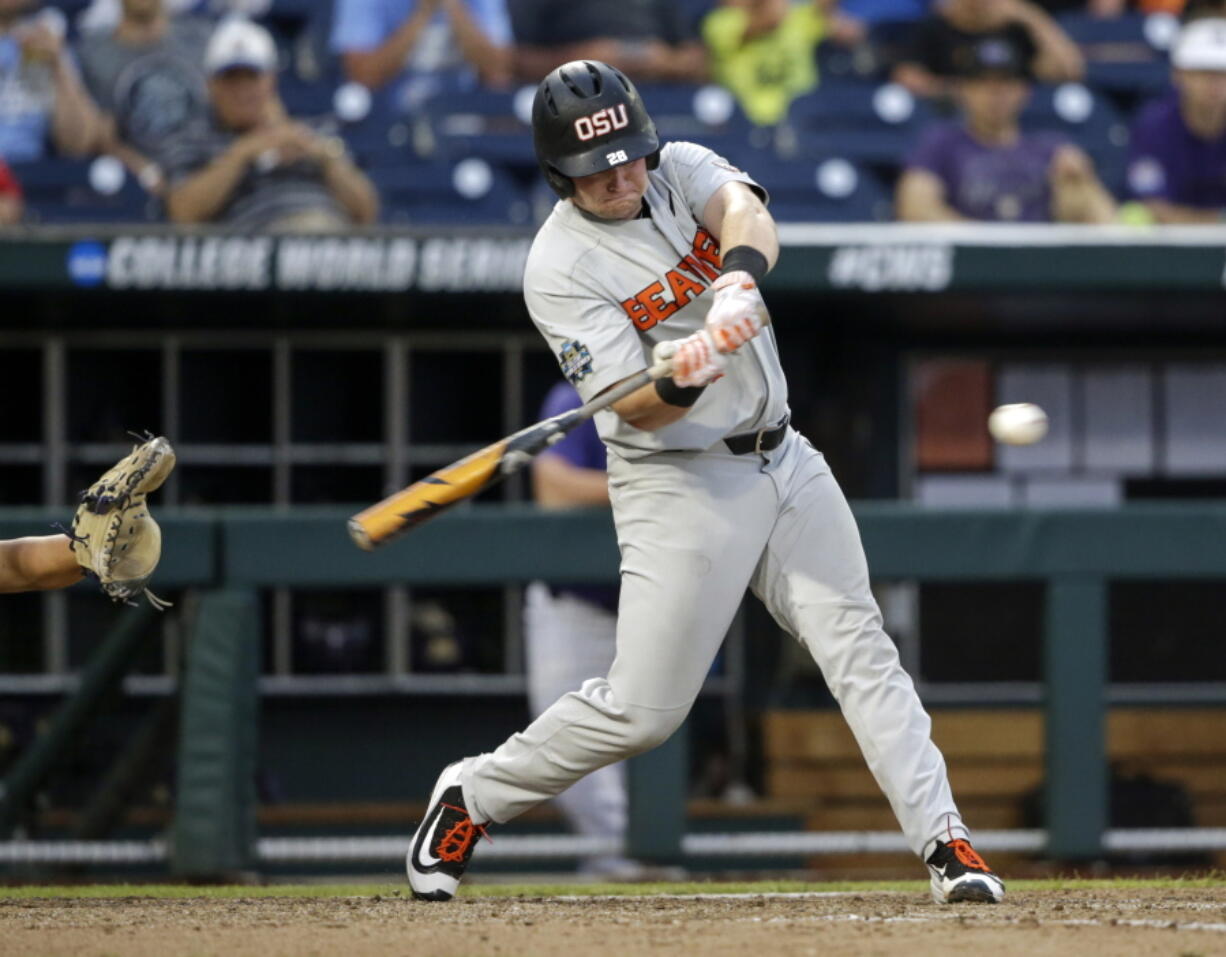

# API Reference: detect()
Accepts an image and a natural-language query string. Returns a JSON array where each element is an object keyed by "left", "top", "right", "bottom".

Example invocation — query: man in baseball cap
[
  {"left": 203, "top": 16, "right": 276, "bottom": 74},
  {"left": 1127, "top": 18, "right": 1226, "bottom": 223},
  {"left": 897, "top": 33, "right": 1115, "bottom": 222},
  {"left": 155, "top": 17, "right": 378, "bottom": 230}
]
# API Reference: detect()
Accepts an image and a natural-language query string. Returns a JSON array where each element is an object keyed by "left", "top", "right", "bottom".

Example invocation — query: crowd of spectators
[{"left": 0, "top": 0, "right": 1224, "bottom": 227}]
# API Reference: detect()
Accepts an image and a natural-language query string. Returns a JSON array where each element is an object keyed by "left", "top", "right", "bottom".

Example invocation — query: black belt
[{"left": 725, "top": 418, "right": 789, "bottom": 455}]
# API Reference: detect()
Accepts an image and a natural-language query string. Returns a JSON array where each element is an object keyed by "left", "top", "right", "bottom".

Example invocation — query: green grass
[{"left": 0, "top": 874, "right": 1223, "bottom": 900}]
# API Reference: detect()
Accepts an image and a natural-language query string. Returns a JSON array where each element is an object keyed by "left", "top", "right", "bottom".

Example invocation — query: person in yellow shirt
[{"left": 703, "top": 0, "right": 828, "bottom": 126}]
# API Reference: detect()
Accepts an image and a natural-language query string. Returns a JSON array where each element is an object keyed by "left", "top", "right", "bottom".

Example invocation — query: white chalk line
[
  {"left": 548, "top": 891, "right": 1226, "bottom": 933},
  {"left": 744, "top": 913, "right": 1226, "bottom": 934}
]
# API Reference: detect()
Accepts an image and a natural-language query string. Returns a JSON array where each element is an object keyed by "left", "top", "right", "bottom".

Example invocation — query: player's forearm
[
  {"left": 610, "top": 379, "right": 691, "bottom": 431},
  {"left": 533, "top": 456, "right": 610, "bottom": 508},
  {"left": 1143, "top": 199, "right": 1224, "bottom": 224},
  {"left": 0, "top": 536, "right": 83, "bottom": 593}
]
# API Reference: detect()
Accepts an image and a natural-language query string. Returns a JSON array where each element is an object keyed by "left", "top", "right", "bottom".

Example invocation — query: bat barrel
[{"left": 347, "top": 517, "right": 375, "bottom": 551}]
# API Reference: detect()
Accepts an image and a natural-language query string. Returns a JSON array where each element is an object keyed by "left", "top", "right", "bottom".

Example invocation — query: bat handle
[{"left": 647, "top": 357, "right": 673, "bottom": 380}]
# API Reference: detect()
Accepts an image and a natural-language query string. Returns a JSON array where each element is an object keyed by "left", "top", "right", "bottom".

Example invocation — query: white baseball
[{"left": 988, "top": 402, "right": 1048, "bottom": 445}]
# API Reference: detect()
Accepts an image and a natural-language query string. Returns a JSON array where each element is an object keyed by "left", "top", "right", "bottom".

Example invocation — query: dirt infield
[{"left": 3, "top": 886, "right": 1224, "bottom": 957}]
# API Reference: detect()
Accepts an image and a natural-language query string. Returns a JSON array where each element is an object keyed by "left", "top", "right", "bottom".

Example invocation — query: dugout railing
[{"left": 3, "top": 504, "right": 1226, "bottom": 873}]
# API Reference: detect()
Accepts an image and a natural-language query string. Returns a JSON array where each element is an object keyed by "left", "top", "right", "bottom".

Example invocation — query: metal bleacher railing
[{"left": 3, "top": 503, "right": 1226, "bottom": 873}]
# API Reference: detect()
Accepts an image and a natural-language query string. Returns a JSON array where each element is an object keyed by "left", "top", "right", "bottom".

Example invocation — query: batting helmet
[{"left": 532, "top": 60, "right": 660, "bottom": 199}]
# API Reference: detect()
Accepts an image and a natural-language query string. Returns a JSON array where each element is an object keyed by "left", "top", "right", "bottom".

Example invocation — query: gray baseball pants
[{"left": 462, "top": 429, "right": 968, "bottom": 859}]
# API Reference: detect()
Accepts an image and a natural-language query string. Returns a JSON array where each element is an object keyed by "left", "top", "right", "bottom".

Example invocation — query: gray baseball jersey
[{"left": 524, "top": 141, "right": 790, "bottom": 458}]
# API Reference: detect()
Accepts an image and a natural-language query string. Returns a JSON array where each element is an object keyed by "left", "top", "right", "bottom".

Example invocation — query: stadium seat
[
  {"left": 369, "top": 158, "right": 532, "bottom": 226},
  {"left": 11, "top": 157, "right": 152, "bottom": 224},
  {"left": 278, "top": 73, "right": 338, "bottom": 119},
  {"left": 637, "top": 83, "right": 775, "bottom": 163},
  {"left": 1058, "top": 12, "right": 1174, "bottom": 96},
  {"left": 420, "top": 88, "right": 537, "bottom": 167},
  {"left": 674, "top": 0, "right": 715, "bottom": 31},
  {"left": 784, "top": 80, "right": 937, "bottom": 166},
  {"left": 751, "top": 156, "right": 892, "bottom": 222}
]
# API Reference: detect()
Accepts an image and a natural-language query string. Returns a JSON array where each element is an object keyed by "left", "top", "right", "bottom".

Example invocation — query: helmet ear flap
[
  {"left": 543, "top": 163, "right": 574, "bottom": 198},
  {"left": 646, "top": 149, "right": 660, "bottom": 171}
]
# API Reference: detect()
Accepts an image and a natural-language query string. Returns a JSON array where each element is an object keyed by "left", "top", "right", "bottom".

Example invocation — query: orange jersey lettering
[{"left": 618, "top": 229, "right": 722, "bottom": 330}]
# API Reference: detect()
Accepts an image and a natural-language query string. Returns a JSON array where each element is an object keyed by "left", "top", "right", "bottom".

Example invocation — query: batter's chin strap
[{"left": 720, "top": 245, "right": 770, "bottom": 282}]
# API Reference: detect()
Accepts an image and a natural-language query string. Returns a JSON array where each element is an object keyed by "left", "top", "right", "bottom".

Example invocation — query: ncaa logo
[
  {"left": 67, "top": 240, "right": 107, "bottom": 288},
  {"left": 573, "top": 103, "right": 629, "bottom": 141}
]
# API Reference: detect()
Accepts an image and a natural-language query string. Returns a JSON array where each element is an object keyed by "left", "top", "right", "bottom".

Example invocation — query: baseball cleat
[
  {"left": 926, "top": 838, "right": 1005, "bottom": 904},
  {"left": 407, "top": 762, "right": 489, "bottom": 901}
]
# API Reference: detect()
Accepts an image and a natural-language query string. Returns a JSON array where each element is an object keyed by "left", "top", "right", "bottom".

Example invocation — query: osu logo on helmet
[{"left": 573, "top": 104, "right": 630, "bottom": 141}]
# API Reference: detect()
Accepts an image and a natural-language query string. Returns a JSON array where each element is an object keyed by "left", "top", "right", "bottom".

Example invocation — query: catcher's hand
[{"left": 69, "top": 434, "right": 176, "bottom": 609}]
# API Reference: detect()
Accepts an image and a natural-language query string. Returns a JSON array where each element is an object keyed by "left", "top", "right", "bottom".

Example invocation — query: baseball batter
[{"left": 408, "top": 60, "right": 1005, "bottom": 905}]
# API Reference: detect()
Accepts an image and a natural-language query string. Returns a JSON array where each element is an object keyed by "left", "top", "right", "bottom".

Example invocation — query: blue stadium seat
[
  {"left": 1058, "top": 12, "right": 1173, "bottom": 96},
  {"left": 369, "top": 158, "right": 532, "bottom": 226},
  {"left": 420, "top": 88, "right": 537, "bottom": 167},
  {"left": 11, "top": 158, "right": 152, "bottom": 224},
  {"left": 674, "top": 0, "right": 715, "bottom": 31},
  {"left": 637, "top": 83, "right": 775, "bottom": 165},
  {"left": 751, "top": 155, "right": 893, "bottom": 222},
  {"left": 784, "top": 80, "right": 937, "bottom": 165},
  {"left": 278, "top": 73, "right": 338, "bottom": 119},
  {"left": 267, "top": 0, "right": 332, "bottom": 21}
]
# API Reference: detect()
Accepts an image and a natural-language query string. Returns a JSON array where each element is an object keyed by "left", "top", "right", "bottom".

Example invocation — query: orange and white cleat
[{"left": 926, "top": 838, "right": 1005, "bottom": 904}]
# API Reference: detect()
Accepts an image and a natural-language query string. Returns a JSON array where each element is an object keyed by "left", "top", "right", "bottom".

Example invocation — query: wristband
[
  {"left": 654, "top": 377, "right": 706, "bottom": 407},
  {"left": 720, "top": 245, "right": 769, "bottom": 282}
]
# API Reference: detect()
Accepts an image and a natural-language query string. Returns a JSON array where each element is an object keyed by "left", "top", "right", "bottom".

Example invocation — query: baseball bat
[{"left": 347, "top": 357, "right": 672, "bottom": 550}]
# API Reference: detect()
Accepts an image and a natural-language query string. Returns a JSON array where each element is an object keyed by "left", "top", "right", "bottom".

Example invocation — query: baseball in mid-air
[{"left": 988, "top": 402, "right": 1048, "bottom": 445}]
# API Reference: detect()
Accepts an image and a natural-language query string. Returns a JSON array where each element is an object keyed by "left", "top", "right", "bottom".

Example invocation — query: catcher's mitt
[{"left": 68, "top": 434, "right": 176, "bottom": 609}]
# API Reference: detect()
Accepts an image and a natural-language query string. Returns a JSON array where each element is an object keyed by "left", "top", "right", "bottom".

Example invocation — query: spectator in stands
[
  {"left": 892, "top": 0, "right": 1083, "bottom": 98},
  {"left": 78, "top": 0, "right": 211, "bottom": 196},
  {"left": 0, "top": 155, "right": 21, "bottom": 222},
  {"left": 332, "top": 0, "right": 513, "bottom": 111},
  {"left": 0, "top": 0, "right": 105, "bottom": 162},
  {"left": 1186, "top": 0, "right": 1226, "bottom": 20},
  {"left": 896, "top": 34, "right": 1116, "bottom": 221},
  {"left": 160, "top": 19, "right": 379, "bottom": 230},
  {"left": 703, "top": 0, "right": 827, "bottom": 125},
  {"left": 509, "top": 0, "right": 708, "bottom": 83},
  {"left": 1126, "top": 18, "right": 1226, "bottom": 222}
]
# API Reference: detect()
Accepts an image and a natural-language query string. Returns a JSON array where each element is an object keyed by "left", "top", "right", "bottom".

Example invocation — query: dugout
[{"left": 2, "top": 223, "right": 1226, "bottom": 875}]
